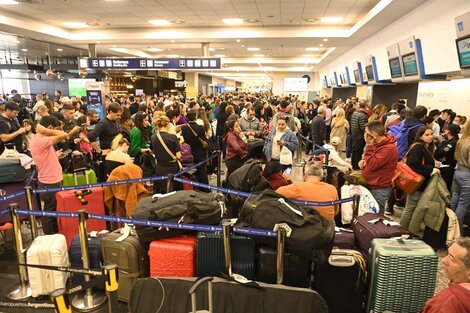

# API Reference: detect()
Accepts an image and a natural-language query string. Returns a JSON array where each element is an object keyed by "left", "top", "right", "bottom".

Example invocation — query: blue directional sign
[{"left": 79, "top": 58, "right": 221, "bottom": 70}]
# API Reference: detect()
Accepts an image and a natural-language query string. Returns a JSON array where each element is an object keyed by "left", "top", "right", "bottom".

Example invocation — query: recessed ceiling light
[
  {"left": 247, "top": 47, "right": 260, "bottom": 51},
  {"left": 222, "top": 18, "right": 244, "bottom": 25},
  {"left": 214, "top": 54, "right": 225, "bottom": 58},
  {"left": 236, "top": 39, "right": 241, "bottom": 43},
  {"left": 241, "top": 45, "right": 245, "bottom": 48},
  {"left": 15, "top": 40, "right": 20, "bottom": 44},
  {"left": 63, "top": 22, "right": 88, "bottom": 28},
  {"left": 306, "top": 47, "right": 320, "bottom": 51},
  {"left": 253, "top": 54, "right": 264, "bottom": 57},
  {"left": 319, "top": 44, "right": 324, "bottom": 47},
  {"left": 57, "top": 48, "right": 63, "bottom": 52},
  {"left": 323, "top": 38, "right": 328, "bottom": 42},
  {"left": 148, "top": 48, "right": 163, "bottom": 52},
  {"left": 21, "top": 48, "right": 27, "bottom": 52},
  {"left": 182, "top": 44, "right": 186, "bottom": 48},
  {"left": 148, "top": 19, "right": 172, "bottom": 26},
  {"left": 320, "top": 17, "right": 343, "bottom": 23},
  {"left": 171, "top": 40, "right": 175, "bottom": 43},
  {"left": 209, "top": 48, "right": 216, "bottom": 51},
  {"left": 0, "top": 0, "right": 19, "bottom": 5},
  {"left": 96, "top": 41, "right": 100, "bottom": 44},
  {"left": 246, "top": 19, "right": 259, "bottom": 23},
  {"left": 113, "top": 45, "right": 117, "bottom": 48}
]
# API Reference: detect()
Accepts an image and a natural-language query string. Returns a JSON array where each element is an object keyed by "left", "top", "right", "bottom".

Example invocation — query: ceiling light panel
[
  {"left": 320, "top": 17, "right": 344, "bottom": 23},
  {"left": 63, "top": 22, "right": 88, "bottom": 28},
  {"left": 223, "top": 19, "right": 244, "bottom": 25},
  {"left": 148, "top": 19, "right": 172, "bottom": 26}
]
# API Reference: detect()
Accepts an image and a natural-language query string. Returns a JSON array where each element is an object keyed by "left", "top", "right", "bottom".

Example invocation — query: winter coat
[
  {"left": 263, "top": 128, "right": 298, "bottom": 162},
  {"left": 330, "top": 118, "right": 349, "bottom": 151},
  {"left": 350, "top": 110, "right": 368, "bottom": 141},
  {"left": 362, "top": 134, "right": 398, "bottom": 189}
]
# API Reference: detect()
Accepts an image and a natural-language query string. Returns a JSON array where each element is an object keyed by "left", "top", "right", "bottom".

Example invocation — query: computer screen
[
  {"left": 456, "top": 35, "right": 470, "bottom": 69},
  {"left": 365, "top": 65, "right": 374, "bottom": 81},
  {"left": 354, "top": 69, "right": 360, "bottom": 83},
  {"left": 389, "top": 57, "right": 402, "bottom": 78},
  {"left": 402, "top": 53, "right": 418, "bottom": 76}
]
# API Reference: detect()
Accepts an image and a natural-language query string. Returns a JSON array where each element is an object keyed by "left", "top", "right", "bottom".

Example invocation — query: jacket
[
  {"left": 310, "top": 115, "right": 326, "bottom": 145},
  {"left": 104, "top": 163, "right": 149, "bottom": 217},
  {"left": 267, "top": 173, "right": 292, "bottom": 190},
  {"left": 420, "top": 283, "right": 470, "bottom": 313},
  {"left": 224, "top": 131, "right": 247, "bottom": 161},
  {"left": 362, "top": 134, "right": 398, "bottom": 189},
  {"left": 239, "top": 116, "right": 262, "bottom": 138},
  {"left": 263, "top": 128, "right": 298, "bottom": 162},
  {"left": 408, "top": 173, "right": 450, "bottom": 236},
  {"left": 407, "top": 143, "right": 435, "bottom": 192},
  {"left": 350, "top": 109, "right": 368, "bottom": 140},
  {"left": 403, "top": 117, "right": 424, "bottom": 146}
]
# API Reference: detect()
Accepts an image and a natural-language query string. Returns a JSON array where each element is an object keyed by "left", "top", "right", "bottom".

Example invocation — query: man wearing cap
[
  {"left": 358, "top": 121, "right": 398, "bottom": 214},
  {"left": 435, "top": 123, "right": 460, "bottom": 191},
  {"left": 0, "top": 101, "right": 27, "bottom": 154}
]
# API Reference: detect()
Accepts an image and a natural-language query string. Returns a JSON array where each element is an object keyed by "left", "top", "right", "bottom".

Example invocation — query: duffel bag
[
  {"left": 235, "top": 190, "right": 334, "bottom": 263},
  {"left": 132, "top": 190, "right": 224, "bottom": 248},
  {"left": 0, "top": 159, "right": 26, "bottom": 183}
]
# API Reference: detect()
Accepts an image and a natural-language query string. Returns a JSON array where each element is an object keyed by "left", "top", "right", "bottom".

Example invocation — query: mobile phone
[
  {"left": 63, "top": 149, "right": 72, "bottom": 156},
  {"left": 284, "top": 167, "right": 292, "bottom": 175}
]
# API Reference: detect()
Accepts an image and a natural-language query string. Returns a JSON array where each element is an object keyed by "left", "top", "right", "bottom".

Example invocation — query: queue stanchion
[
  {"left": 222, "top": 222, "right": 233, "bottom": 277},
  {"left": 5, "top": 203, "right": 32, "bottom": 300},
  {"left": 103, "top": 264, "right": 119, "bottom": 313},
  {"left": 71, "top": 209, "right": 107, "bottom": 311},
  {"left": 51, "top": 288, "right": 72, "bottom": 313},
  {"left": 25, "top": 186, "right": 39, "bottom": 239},
  {"left": 324, "top": 149, "right": 330, "bottom": 169},
  {"left": 276, "top": 227, "right": 286, "bottom": 285},
  {"left": 217, "top": 149, "right": 222, "bottom": 187},
  {"left": 166, "top": 174, "right": 174, "bottom": 193},
  {"left": 352, "top": 194, "right": 361, "bottom": 217},
  {"left": 295, "top": 133, "right": 303, "bottom": 165}
]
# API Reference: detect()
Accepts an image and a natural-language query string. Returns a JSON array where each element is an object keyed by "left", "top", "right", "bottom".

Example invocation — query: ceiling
[{"left": 0, "top": 0, "right": 428, "bottom": 81}]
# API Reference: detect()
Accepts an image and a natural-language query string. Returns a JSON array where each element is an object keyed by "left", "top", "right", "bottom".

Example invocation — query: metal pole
[
  {"left": 104, "top": 264, "right": 119, "bottom": 313},
  {"left": 51, "top": 288, "right": 72, "bottom": 313},
  {"left": 222, "top": 222, "right": 232, "bottom": 277},
  {"left": 296, "top": 133, "right": 302, "bottom": 164},
  {"left": 5, "top": 203, "right": 32, "bottom": 300},
  {"left": 324, "top": 150, "right": 330, "bottom": 168},
  {"left": 276, "top": 228, "right": 286, "bottom": 285},
  {"left": 25, "top": 186, "right": 38, "bottom": 239},
  {"left": 217, "top": 149, "right": 222, "bottom": 187},
  {"left": 352, "top": 194, "right": 361, "bottom": 217},
  {"left": 166, "top": 174, "right": 174, "bottom": 193}
]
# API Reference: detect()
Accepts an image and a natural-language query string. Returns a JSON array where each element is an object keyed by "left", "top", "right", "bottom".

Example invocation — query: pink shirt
[{"left": 30, "top": 135, "right": 63, "bottom": 184}]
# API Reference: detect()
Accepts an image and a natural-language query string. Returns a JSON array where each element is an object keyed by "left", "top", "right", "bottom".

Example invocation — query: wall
[
  {"left": 270, "top": 72, "right": 316, "bottom": 100},
  {"left": 331, "top": 87, "right": 357, "bottom": 101},
  {"left": 319, "top": 0, "right": 470, "bottom": 79},
  {"left": 198, "top": 74, "right": 212, "bottom": 94},
  {"left": 371, "top": 84, "right": 419, "bottom": 108},
  {"left": 0, "top": 70, "right": 31, "bottom": 97},
  {"left": 417, "top": 79, "right": 470, "bottom": 117}
]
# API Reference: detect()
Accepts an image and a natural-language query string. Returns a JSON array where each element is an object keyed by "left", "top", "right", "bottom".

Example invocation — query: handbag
[
  {"left": 392, "top": 143, "right": 424, "bottom": 194},
  {"left": 280, "top": 146, "right": 293, "bottom": 165},
  {"left": 156, "top": 132, "right": 182, "bottom": 170},
  {"left": 186, "top": 123, "right": 211, "bottom": 158},
  {"left": 0, "top": 144, "right": 21, "bottom": 160}
]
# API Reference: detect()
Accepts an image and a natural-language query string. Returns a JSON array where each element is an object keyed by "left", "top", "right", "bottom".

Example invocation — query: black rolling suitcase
[
  {"left": 196, "top": 232, "right": 256, "bottom": 280},
  {"left": 257, "top": 245, "right": 311, "bottom": 288},
  {"left": 69, "top": 234, "right": 104, "bottom": 289},
  {"left": 312, "top": 248, "right": 366, "bottom": 313}
]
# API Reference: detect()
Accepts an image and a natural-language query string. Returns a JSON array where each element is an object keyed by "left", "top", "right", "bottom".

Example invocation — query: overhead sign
[{"left": 79, "top": 58, "right": 221, "bottom": 70}]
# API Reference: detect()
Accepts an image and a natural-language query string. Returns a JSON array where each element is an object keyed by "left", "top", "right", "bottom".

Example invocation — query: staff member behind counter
[
  {"left": 435, "top": 123, "right": 460, "bottom": 191},
  {"left": 88, "top": 102, "right": 122, "bottom": 155}
]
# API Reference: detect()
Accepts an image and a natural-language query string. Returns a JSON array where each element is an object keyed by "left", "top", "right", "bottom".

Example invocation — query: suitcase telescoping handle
[
  {"left": 189, "top": 277, "right": 213, "bottom": 313},
  {"left": 352, "top": 194, "right": 360, "bottom": 218}
]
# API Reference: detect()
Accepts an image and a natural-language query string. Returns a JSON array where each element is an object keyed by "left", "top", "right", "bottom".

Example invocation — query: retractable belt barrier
[
  {"left": 25, "top": 169, "right": 36, "bottom": 187},
  {"left": 299, "top": 134, "right": 327, "bottom": 151},
  {"left": 175, "top": 153, "right": 217, "bottom": 177},
  {"left": 0, "top": 190, "right": 26, "bottom": 203}
]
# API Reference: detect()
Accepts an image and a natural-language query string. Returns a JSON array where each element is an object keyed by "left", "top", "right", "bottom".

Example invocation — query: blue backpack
[{"left": 389, "top": 121, "right": 422, "bottom": 160}]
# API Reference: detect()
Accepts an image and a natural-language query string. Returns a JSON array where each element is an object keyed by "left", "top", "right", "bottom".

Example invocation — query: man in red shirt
[
  {"left": 421, "top": 237, "right": 470, "bottom": 313},
  {"left": 359, "top": 121, "right": 398, "bottom": 214}
]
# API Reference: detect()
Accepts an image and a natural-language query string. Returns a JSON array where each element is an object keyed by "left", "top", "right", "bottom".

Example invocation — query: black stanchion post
[
  {"left": 5, "top": 203, "right": 32, "bottom": 300},
  {"left": 296, "top": 133, "right": 303, "bottom": 165},
  {"left": 51, "top": 288, "right": 72, "bottom": 313},
  {"left": 222, "top": 222, "right": 233, "bottom": 277},
  {"left": 24, "top": 186, "right": 38, "bottom": 239},
  {"left": 217, "top": 149, "right": 222, "bottom": 187},
  {"left": 352, "top": 194, "right": 361, "bottom": 217},
  {"left": 71, "top": 209, "right": 107, "bottom": 311},
  {"left": 103, "top": 264, "right": 119, "bottom": 313},
  {"left": 324, "top": 149, "right": 330, "bottom": 168},
  {"left": 166, "top": 174, "right": 174, "bottom": 193},
  {"left": 276, "top": 228, "right": 286, "bottom": 285}
]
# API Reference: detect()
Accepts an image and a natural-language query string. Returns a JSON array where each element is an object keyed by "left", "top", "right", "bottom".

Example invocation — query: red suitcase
[
  {"left": 149, "top": 235, "right": 196, "bottom": 277},
  {"left": 56, "top": 187, "right": 107, "bottom": 247}
]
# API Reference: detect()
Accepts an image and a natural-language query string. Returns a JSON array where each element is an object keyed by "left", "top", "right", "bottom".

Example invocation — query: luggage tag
[
  {"left": 115, "top": 224, "right": 136, "bottom": 241},
  {"left": 277, "top": 198, "right": 302, "bottom": 217},
  {"left": 382, "top": 219, "right": 401, "bottom": 227},
  {"left": 151, "top": 191, "right": 176, "bottom": 202},
  {"left": 89, "top": 230, "right": 109, "bottom": 238},
  {"left": 273, "top": 223, "right": 292, "bottom": 238},
  {"left": 335, "top": 226, "right": 354, "bottom": 233}
]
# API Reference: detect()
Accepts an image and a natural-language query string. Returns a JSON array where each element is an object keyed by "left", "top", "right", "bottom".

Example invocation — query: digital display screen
[
  {"left": 402, "top": 53, "right": 418, "bottom": 76},
  {"left": 283, "top": 77, "right": 308, "bottom": 91},
  {"left": 354, "top": 69, "right": 360, "bottom": 83},
  {"left": 456, "top": 35, "right": 470, "bottom": 69},
  {"left": 389, "top": 57, "right": 402, "bottom": 78},
  {"left": 365, "top": 65, "right": 374, "bottom": 81}
]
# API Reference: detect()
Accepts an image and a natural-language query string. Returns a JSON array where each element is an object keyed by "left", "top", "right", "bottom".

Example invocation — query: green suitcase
[
  {"left": 367, "top": 239, "right": 438, "bottom": 313},
  {"left": 63, "top": 169, "right": 97, "bottom": 187}
]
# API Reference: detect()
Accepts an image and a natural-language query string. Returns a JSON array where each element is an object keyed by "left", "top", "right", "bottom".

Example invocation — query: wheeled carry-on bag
[
  {"left": 26, "top": 234, "right": 69, "bottom": 297},
  {"left": 129, "top": 276, "right": 329, "bottom": 313},
  {"left": 149, "top": 235, "right": 196, "bottom": 277},
  {"left": 69, "top": 234, "right": 104, "bottom": 289},
  {"left": 367, "top": 238, "right": 438, "bottom": 313},
  {"left": 312, "top": 248, "right": 366, "bottom": 313},
  {"left": 56, "top": 187, "right": 107, "bottom": 247},
  {"left": 101, "top": 230, "right": 148, "bottom": 302},
  {"left": 63, "top": 168, "right": 97, "bottom": 187},
  {"left": 257, "top": 245, "right": 311, "bottom": 288}
]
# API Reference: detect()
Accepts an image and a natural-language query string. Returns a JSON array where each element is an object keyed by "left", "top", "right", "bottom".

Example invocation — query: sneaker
[{"left": 384, "top": 208, "right": 394, "bottom": 216}]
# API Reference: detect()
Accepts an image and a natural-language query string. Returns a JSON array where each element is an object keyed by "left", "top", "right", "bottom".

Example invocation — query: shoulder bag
[
  {"left": 392, "top": 143, "right": 424, "bottom": 194},
  {"left": 156, "top": 132, "right": 182, "bottom": 170}
]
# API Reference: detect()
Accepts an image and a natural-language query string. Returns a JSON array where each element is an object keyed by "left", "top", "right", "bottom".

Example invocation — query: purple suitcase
[
  {"left": 350, "top": 213, "right": 408, "bottom": 257},
  {"left": 333, "top": 229, "right": 355, "bottom": 249}
]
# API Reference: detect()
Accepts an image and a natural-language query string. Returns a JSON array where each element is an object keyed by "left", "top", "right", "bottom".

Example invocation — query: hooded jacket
[
  {"left": 239, "top": 115, "right": 262, "bottom": 138},
  {"left": 362, "top": 134, "right": 398, "bottom": 188},
  {"left": 404, "top": 117, "right": 424, "bottom": 146},
  {"left": 420, "top": 283, "right": 470, "bottom": 313}
]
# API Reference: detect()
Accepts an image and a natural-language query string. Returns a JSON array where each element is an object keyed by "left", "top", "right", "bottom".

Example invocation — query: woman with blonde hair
[
  {"left": 369, "top": 104, "right": 387, "bottom": 122},
  {"left": 330, "top": 108, "right": 349, "bottom": 158},
  {"left": 105, "top": 134, "right": 133, "bottom": 176},
  {"left": 151, "top": 115, "right": 182, "bottom": 194},
  {"left": 451, "top": 120, "right": 470, "bottom": 233}
]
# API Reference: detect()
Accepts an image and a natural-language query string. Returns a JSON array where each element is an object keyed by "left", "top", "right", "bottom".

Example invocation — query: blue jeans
[
  {"left": 451, "top": 170, "right": 470, "bottom": 233},
  {"left": 370, "top": 187, "right": 392, "bottom": 215}
]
